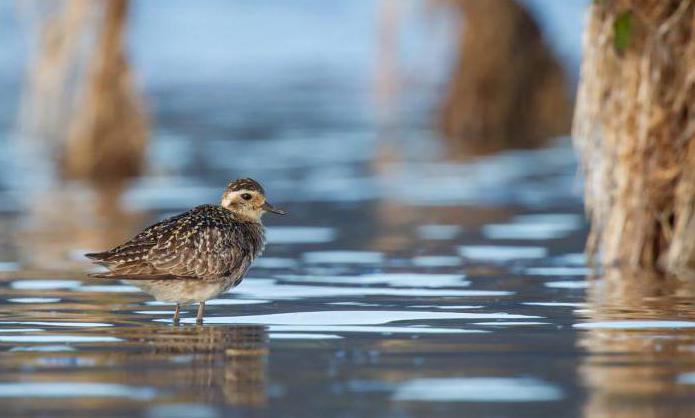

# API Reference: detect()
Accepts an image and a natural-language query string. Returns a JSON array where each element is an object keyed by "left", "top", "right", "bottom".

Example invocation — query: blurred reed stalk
[
  {"left": 21, "top": 0, "right": 148, "bottom": 187},
  {"left": 438, "top": 0, "right": 572, "bottom": 155},
  {"left": 573, "top": 0, "right": 695, "bottom": 276}
]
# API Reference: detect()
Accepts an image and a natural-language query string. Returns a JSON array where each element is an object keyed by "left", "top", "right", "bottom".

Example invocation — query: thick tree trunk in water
[
  {"left": 573, "top": 1, "right": 695, "bottom": 275},
  {"left": 439, "top": 0, "right": 572, "bottom": 155}
]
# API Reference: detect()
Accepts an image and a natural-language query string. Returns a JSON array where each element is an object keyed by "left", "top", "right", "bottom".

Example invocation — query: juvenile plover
[{"left": 86, "top": 178, "right": 286, "bottom": 324}]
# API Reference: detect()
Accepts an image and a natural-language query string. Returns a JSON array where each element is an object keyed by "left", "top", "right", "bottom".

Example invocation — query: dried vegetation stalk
[
  {"left": 62, "top": 0, "right": 147, "bottom": 185},
  {"left": 440, "top": 0, "right": 572, "bottom": 154},
  {"left": 22, "top": 0, "right": 147, "bottom": 186},
  {"left": 573, "top": 0, "right": 695, "bottom": 275}
]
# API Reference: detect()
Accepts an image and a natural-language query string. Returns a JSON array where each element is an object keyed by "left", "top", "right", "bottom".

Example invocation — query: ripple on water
[
  {"left": 265, "top": 227, "right": 336, "bottom": 244},
  {"left": 253, "top": 257, "right": 299, "bottom": 269},
  {"left": 0, "top": 335, "right": 122, "bottom": 343},
  {"left": 303, "top": 251, "right": 384, "bottom": 265},
  {"left": 135, "top": 309, "right": 178, "bottom": 315},
  {"left": 277, "top": 273, "right": 469, "bottom": 288},
  {"left": 522, "top": 267, "right": 591, "bottom": 276},
  {"left": 409, "top": 305, "right": 483, "bottom": 310},
  {"left": 544, "top": 281, "right": 588, "bottom": 289},
  {"left": 0, "top": 262, "right": 20, "bottom": 272},
  {"left": 392, "top": 377, "right": 563, "bottom": 402},
  {"left": 9, "top": 345, "right": 76, "bottom": 352},
  {"left": 75, "top": 285, "right": 141, "bottom": 293},
  {"left": 185, "top": 310, "right": 539, "bottom": 326},
  {"left": 482, "top": 214, "right": 582, "bottom": 240},
  {"left": 0, "top": 383, "right": 156, "bottom": 400},
  {"left": 0, "top": 328, "right": 43, "bottom": 333},
  {"left": 523, "top": 302, "right": 586, "bottom": 308},
  {"left": 0, "top": 321, "right": 112, "bottom": 328},
  {"left": 147, "top": 403, "right": 220, "bottom": 418},
  {"left": 269, "top": 333, "right": 343, "bottom": 340},
  {"left": 474, "top": 322, "right": 553, "bottom": 326},
  {"left": 573, "top": 321, "right": 695, "bottom": 330},
  {"left": 204, "top": 298, "right": 270, "bottom": 305},
  {"left": 459, "top": 246, "right": 547, "bottom": 262},
  {"left": 268, "top": 325, "right": 486, "bottom": 334},
  {"left": 411, "top": 256, "right": 462, "bottom": 267},
  {"left": 514, "top": 214, "right": 582, "bottom": 225},
  {"left": 553, "top": 253, "right": 587, "bottom": 266},
  {"left": 10, "top": 280, "right": 81, "bottom": 290},
  {"left": 233, "top": 279, "right": 512, "bottom": 299},
  {"left": 6, "top": 297, "right": 61, "bottom": 303},
  {"left": 416, "top": 225, "right": 462, "bottom": 240},
  {"left": 677, "top": 373, "right": 695, "bottom": 385}
]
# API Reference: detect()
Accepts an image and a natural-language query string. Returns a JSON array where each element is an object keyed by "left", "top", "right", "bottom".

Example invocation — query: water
[
  {"left": 2, "top": 92, "right": 695, "bottom": 417},
  {"left": 2, "top": 1, "right": 694, "bottom": 417},
  {"left": 2, "top": 137, "right": 695, "bottom": 417}
]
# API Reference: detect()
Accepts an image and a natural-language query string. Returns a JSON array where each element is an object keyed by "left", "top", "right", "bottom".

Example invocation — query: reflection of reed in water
[
  {"left": 579, "top": 275, "right": 695, "bottom": 418},
  {"left": 119, "top": 325, "right": 268, "bottom": 406},
  {"left": 15, "top": 186, "right": 144, "bottom": 272},
  {"left": 369, "top": 196, "right": 510, "bottom": 255}
]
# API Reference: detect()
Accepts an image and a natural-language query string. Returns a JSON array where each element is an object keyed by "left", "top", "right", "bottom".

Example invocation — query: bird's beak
[{"left": 262, "top": 201, "right": 287, "bottom": 215}]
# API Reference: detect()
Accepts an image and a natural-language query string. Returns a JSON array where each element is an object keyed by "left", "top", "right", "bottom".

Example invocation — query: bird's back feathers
[{"left": 87, "top": 204, "right": 265, "bottom": 281}]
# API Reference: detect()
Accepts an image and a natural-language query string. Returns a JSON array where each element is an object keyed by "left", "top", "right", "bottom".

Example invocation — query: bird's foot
[
  {"left": 172, "top": 304, "right": 181, "bottom": 326},
  {"left": 196, "top": 302, "right": 205, "bottom": 325}
]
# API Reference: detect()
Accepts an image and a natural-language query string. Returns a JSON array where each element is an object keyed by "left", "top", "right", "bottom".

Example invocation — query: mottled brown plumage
[{"left": 86, "top": 178, "right": 286, "bottom": 324}]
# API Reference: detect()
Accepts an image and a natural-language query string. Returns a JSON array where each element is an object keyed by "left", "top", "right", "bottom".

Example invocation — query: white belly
[{"left": 128, "top": 277, "right": 240, "bottom": 304}]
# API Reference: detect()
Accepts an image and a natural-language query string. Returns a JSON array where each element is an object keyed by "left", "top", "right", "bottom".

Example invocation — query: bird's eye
[{"left": 241, "top": 193, "right": 253, "bottom": 201}]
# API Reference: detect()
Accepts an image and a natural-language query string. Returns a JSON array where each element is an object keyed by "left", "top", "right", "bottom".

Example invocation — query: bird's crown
[{"left": 225, "top": 178, "right": 265, "bottom": 195}]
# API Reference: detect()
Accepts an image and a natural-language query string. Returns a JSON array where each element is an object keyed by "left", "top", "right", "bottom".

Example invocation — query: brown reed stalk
[
  {"left": 19, "top": 0, "right": 92, "bottom": 150},
  {"left": 573, "top": 0, "right": 695, "bottom": 276},
  {"left": 439, "top": 0, "right": 572, "bottom": 155},
  {"left": 62, "top": 0, "right": 148, "bottom": 185}
]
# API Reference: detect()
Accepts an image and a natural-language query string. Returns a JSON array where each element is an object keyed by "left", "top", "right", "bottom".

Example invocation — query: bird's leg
[
  {"left": 196, "top": 302, "right": 205, "bottom": 325},
  {"left": 173, "top": 304, "right": 181, "bottom": 325}
]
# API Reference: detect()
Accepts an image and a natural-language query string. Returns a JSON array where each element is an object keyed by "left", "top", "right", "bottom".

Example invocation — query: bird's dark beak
[{"left": 262, "top": 201, "right": 287, "bottom": 215}]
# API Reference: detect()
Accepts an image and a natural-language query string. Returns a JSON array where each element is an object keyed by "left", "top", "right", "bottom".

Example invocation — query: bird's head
[{"left": 220, "top": 178, "right": 286, "bottom": 221}]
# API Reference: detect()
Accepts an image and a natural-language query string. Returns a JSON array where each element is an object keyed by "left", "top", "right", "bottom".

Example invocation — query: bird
[{"left": 85, "top": 178, "right": 286, "bottom": 324}]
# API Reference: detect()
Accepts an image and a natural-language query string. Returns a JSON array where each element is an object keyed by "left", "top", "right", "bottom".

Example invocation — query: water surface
[{"left": 1, "top": 136, "right": 694, "bottom": 418}]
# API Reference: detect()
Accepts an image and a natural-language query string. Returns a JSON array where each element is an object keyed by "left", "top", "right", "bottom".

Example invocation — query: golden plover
[{"left": 86, "top": 178, "right": 286, "bottom": 324}]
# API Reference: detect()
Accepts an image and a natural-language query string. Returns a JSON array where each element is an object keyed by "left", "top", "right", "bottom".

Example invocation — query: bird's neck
[{"left": 228, "top": 209, "right": 263, "bottom": 224}]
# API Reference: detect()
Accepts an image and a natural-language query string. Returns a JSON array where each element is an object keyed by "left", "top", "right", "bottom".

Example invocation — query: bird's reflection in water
[
  {"left": 579, "top": 274, "right": 695, "bottom": 418},
  {"left": 115, "top": 324, "right": 268, "bottom": 407}
]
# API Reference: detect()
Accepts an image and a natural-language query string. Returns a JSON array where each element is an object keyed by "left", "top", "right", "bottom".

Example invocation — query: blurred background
[{"left": 0, "top": 0, "right": 587, "bottom": 270}]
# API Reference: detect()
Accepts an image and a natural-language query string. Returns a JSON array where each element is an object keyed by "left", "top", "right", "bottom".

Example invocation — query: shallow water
[
  {"left": 1, "top": 108, "right": 694, "bottom": 418},
  {"left": 1, "top": 136, "right": 695, "bottom": 418}
]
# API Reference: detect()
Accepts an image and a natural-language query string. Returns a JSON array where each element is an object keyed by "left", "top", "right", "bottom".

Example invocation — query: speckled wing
[
  {"left": 146, "top": 221, "right": 248, "bottom": 279},
  {"left": 86, "top": 211, "right": 185, "bottom": 276},
  {"left": 88, "top": 205, "right": 264, "bottom": 280}
]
